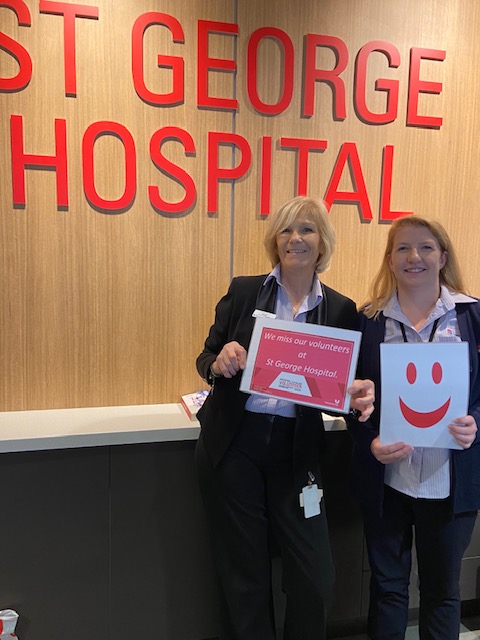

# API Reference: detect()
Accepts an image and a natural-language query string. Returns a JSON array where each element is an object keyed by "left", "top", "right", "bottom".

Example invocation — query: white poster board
[{"left": 380, "top": 342, "right": 469, "bottom": 449}]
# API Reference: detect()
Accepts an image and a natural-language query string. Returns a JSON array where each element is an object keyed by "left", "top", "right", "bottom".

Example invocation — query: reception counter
[
  {"left": 0, "top": 403, "right": 349, "bottom": 453},
  {"left": 0, "top": 403, "right": 201, "bottom": 453},
  {"left": 0, "top": 405, "right": 478, "bottom": 640}
]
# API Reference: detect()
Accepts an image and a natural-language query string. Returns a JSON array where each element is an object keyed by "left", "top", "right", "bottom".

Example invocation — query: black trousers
[
  {"left": 364, "top": 485, "right": 477, "bottom": 640},
  {"left": 195, "top": 411, "right": 335, "bottom": 640}
]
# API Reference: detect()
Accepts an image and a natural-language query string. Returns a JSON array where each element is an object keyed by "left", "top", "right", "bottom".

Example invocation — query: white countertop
[
  {"left": 0, "top": 404, "right": 346, "bottom": 453},
  {"left": 0, "top": 403, "right": 200, "bottom": 453}
]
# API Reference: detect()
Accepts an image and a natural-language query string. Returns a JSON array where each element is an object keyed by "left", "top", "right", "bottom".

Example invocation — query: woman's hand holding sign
[
  {"left": 212, "top": 341, "right": 247, "bottom": 378},
  {"left": 448, "top": 415, "right": 477, "bottom": 449},
  {"left": 348, "top": 378, "right": 375, "bottom": 422}
]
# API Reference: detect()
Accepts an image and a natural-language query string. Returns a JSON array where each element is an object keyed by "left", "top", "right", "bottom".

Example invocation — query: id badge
[{"left": 299, "top": 484, "right": 323, "bottom": 519}]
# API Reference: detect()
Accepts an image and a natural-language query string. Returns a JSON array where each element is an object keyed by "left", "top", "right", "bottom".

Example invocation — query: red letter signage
[
  {"left": 407, "top": 47, "right": 445, "bottom": 128},
  {"left": 0, "top": 0, "right": 32, "bottom": 92},
  {"left": 39, "top": 0, "right": 99, "bottom": 97},
  {"left": 247, "top": 27, "right": 294, "bottom": 115},
  {"left": 149, "top": 126, "right": 197, "bottom": 214},
  {"left": 82, "top": 121, "right": 136, "bottom": 212},
  {"left": 132, "top": 12, "right": 185, "bottom": 106},
  {"left": 207, "top": 132, "right": 251, "bottom": 213},
  {"left": 355, "top": 41, "right": 400, "bottom": 125},
  {"left": 324, "top": 142, "right": 373, "bottom": 221},
  {"left": 197, "top": 20, "right": 238, "bottom": 110},
  {"left": 10, "top": 114, "right": 68, "bottom": 207},
  {"left": 303, "top": 34, "right": 348, "bottom": 119}
]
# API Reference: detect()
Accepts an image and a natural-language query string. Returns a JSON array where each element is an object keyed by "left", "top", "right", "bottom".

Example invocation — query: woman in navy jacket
[
  {"left": 347, "top": 215, "right": 480, "bottom": 640},
  {"left": 196, "top": 196, "right": 374, "bottom": 640}
]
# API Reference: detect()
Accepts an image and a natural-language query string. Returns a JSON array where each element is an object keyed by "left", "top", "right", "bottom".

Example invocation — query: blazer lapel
[{"left": 254, "top": 276, "right": 278, "bottom": 314}]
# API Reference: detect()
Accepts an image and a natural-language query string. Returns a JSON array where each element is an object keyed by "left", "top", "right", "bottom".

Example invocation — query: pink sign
[{"left": 240, "top": 318, "right": 360, "bottom": 412}]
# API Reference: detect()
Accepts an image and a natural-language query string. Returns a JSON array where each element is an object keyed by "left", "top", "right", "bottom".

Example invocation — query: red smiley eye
[
  {"left": 432, "top": 361, "right": 442, "bottom": 384},
  {"left": 406, "top": 362, "right": 416, "bottom": 384}
]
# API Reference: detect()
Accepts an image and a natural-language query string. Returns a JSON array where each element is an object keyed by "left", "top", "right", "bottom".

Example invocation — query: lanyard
[{"left": 398, "top": 317, "right": 440, "bottom": 343}]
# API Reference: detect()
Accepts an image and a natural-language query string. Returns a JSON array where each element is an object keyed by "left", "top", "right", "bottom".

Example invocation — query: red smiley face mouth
[
  {"left": 398, "top": 360, "right": 451, "bottom": 428},
  {"left": 399, "top": 396, "right": 451, "bottom": 428}
]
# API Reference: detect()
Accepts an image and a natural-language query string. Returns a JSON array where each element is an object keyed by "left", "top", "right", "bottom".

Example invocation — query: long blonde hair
[{"left": 363, "top": 216, "right": 467, "bottom": 318}]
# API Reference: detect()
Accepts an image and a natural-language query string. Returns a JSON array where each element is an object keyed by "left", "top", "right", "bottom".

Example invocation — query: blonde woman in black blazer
[{"left": 196, "top": 196, "right": 374, "bottom": 640}]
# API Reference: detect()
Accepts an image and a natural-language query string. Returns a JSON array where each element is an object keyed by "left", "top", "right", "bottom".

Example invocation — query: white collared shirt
[
  {"left": 245, "top": 265, "right": 323, "bottom": 417},
  {"left": 382, "top": 286, "right": 476, "bottom": 499}
]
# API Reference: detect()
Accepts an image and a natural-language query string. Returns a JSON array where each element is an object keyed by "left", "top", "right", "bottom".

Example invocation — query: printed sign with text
[{"left": 240, "top": 318, "right": 361, "bottom": 412}]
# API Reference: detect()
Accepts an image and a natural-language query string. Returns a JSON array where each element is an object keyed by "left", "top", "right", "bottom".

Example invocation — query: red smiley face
[{"left": 399, "top": 361, "right": 451, "bottom": 428}]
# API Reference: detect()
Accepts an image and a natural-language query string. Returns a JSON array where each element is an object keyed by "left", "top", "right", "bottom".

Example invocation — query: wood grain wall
[{"left": 1, "top": 0, "right": 479, "bottom": 411}]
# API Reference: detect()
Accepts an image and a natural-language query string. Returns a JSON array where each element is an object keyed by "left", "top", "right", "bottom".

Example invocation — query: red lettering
[
  {"left": 10, "top": 114, "right": 68, "bottom": 207},
  {"left": 207, "top": 132, "right": 252, "bottom": 213},
  {"left": 82, "top": 121, "right": 136, "bottom": 212},
  {"left": 407, "top": 47, "right": 445, "bottom": 128},
  {"left": 324, "top": 142, "right": 373, "bottom": 221},
  {"left": 149, "top": 126, "right": 196, "bottom": 214},
  {"left": 0, "top": 0, "right": 32, "bottom": 92},
  {"left": 260, "top": 136, "right": 272, "bottom": 215},
  {"left": 197, "top": 20, "right": 238, "bottom": 110},
  {"left": 39, "top": 0, "right": 99, "bottom": 97},
  {"left": 355, "top": 41, "right": 400, "bottom": 124},
  {"left": 247, "top": 27, "right": 294, "bottom": 115},
  {"left": 303, "top": 34, "right": 348, "bottom": 119},
  {"left": 132, "top": 12, "right": 184, "bottom": 106},
  {"left": 380, "top": 145, "right": 413, "bottom": 221},
  {"left": 280, "top": 138, "right": 328, "bottom": 195}
]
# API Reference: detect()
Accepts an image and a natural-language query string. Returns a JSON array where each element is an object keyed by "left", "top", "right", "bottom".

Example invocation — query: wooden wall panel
[
  {"left": 1, "top": 0, "right": 480, "bottom": 411},
  {"left": 0, "top": 0, "right": 234, "bottom": 410},
  {"left": 233, "top": 0, "right": 480, "bottom": 302}
]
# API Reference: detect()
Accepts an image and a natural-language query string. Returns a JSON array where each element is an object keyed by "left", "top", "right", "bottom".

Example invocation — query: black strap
[{"left": 399, "top": 317, "right": 440, "bottom": 343}]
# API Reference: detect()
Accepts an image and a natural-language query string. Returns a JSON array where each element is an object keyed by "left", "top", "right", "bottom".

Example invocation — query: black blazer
[{"left": 196, "top": 275, "right": 357, "bottom": 487}]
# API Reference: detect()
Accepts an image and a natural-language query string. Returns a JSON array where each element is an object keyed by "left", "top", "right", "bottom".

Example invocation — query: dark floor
[
  {"left": 338, "top": 615, "right": 480, "bottom": 640},
  {"left": 203, "top": 602, "right": 480, "bottom": 640},
  {"left": 204, "top": 616, "right": 480, "bottom": 640}
]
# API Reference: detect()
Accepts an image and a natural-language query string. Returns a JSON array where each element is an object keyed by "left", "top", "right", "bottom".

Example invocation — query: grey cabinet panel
[
  {"left": 109, "top": 441, "right": 220, "bottom": 640},
  {"left": 465, "top": 519, "right": 480, "bottom": 558},
  {"left": 0, "top": 448, "right": 110, "bottom": 640}
]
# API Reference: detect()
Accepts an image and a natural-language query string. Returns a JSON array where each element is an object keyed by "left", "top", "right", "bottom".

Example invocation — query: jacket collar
[{"left": 255, "top": 275, "right": 325, "bottom": 325}]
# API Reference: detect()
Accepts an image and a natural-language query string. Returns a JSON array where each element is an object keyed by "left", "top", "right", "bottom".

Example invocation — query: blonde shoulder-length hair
[
  {"left": 263, "top": 196, "right": 335, "bottom": 274},
  {"left": 363, "top": 215, "right": 467, "bottom": 318}
]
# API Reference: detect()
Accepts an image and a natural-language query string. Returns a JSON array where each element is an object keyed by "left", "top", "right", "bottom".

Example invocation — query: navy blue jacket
[{"left": 347, "top": 302, "right": 480, "bottom": 518}]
